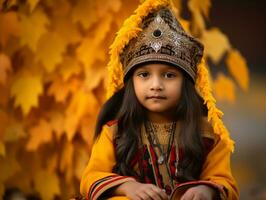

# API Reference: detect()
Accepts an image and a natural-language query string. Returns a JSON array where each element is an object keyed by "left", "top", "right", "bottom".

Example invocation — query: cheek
[
  {"left": 133, "top": 78, "right": 144, "bottom": 100},
  {"left": 168, "top": 81, "right": 182, "bottom": 100}
]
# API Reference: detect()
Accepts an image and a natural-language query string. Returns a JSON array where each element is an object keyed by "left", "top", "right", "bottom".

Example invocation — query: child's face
[{"left": 133, "top": 63, "right": 183, "bottom": 120}]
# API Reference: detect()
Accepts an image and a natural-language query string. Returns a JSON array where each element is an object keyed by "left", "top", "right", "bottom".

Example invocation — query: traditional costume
[{"left": 80, "top": 0, "right": 239, "bottom": 199}]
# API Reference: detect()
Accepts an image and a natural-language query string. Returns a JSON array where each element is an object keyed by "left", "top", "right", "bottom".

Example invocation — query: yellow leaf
[
  {"left": 96, "top": 0, "right": 122, "bottom": 15},
  {"left": 26, "top": 119, "right": 53, "bottom": 151},
  {"left": 201, "top": 28, "right": 231, "bottom": 64},
  {"left": 47, "top": 152, "right": 58, "bottom": 173},
  {"left": 77, "top": 14, "right": 112, "bottom": 68},
  {"left": 72, "top": 0, "right": 98, "bottom": 29},
  {"left": 20, "top": 8, "right": 49, "bottom": 51},
  {"left": 213, "top": 73, "right": 235, "bottom": 103},
  {"left": 54, "top": 18, "right": 82, "bottom": 45},
  {"left": 188, "top": 0, "right": 211, "bottom": 18},
  {"left": 178, "top": 18, "right": 190, "bottom": 33},
  {"left": 64, "top": 90, "right": 99, "bottom": 140},
  {"left": 0, "top": 142, "right": 5, "bottom": 156},
  {"left": 28, "top": 0, "right": 40, "bottom": 12},
  {"left": 35, "top": 32, "right": 66, "bottom": 72},
  {"left": 0, "top": 53, "right": 12, "bottom": 85},
  {"left": 73, "top": 146, "right": 89, "bottom": 180},
  {"left": 11, "top": 72, "right": 43, "bottom": 115},
  {"left": 170, "top": 0, "right": 182, "bottom": 13},
  {"left": 0, "top": 109, "right": 8, "bottom": 137},
  {"left": 190, "top": 10, "right": 205, "bottom": 35},
  {"left": 0, "top": 148, "right": 20, "bottom": 182},
  {"left": 84, "top": 66, "right": 105, "bottom": 91},
  {"left": 0, "top": 11, "right": 20, "bottom": 46},
  {"left": 48, "top": 111, "right": 65, "bottom": 140},
  {"left": 4, "top": 121, "right": 26, "bottom": 142},
  {"left": 226, "top": 49, "right": 249, "bottom": 91},
  {"left": 60, "top": 141, "right": 73, "bottom": 183},
  {"left": 59, "top": 56, "right": 82, "bottom": 81},
  {"left": 0, "top": 0, "right": 17, "bottom": 10},
  {"left": 48, "top": 76, "right": 81, "bottom": 103},
  {"left": 34, "top": 170, "right": 60, "bottom": 200},
  {"left": 0, "top": 84, "right": 9, "bottom": 107}
]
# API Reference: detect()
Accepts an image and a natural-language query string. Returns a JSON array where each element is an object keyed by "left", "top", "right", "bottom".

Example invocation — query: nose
[{"left": 150, "top": 76, "right": 163, "bottom": 91}]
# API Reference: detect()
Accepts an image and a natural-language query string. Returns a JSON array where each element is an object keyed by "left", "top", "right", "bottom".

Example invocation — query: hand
[
  {"left": 115, "top": 180, "right": 168, "bottom": 200},
  {"left": 180, "top": 185, "right": 216, "bottom": 200}
]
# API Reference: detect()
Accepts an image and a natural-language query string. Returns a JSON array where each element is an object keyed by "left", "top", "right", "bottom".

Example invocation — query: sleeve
[
  {"left": 199, "top": 134, "right": 239, "bottom": 200},
  {"left": 80, "top": 125, "right": 135, "bottom": 200}
]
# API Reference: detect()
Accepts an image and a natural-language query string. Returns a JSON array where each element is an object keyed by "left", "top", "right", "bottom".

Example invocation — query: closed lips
[{"left": 146, "top": 96, "right": 166, "bottom": 99}]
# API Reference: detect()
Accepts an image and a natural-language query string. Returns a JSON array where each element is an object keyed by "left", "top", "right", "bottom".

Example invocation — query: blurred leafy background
[{"left": 0, "top": 0, "right": 265, "bottom": 199}]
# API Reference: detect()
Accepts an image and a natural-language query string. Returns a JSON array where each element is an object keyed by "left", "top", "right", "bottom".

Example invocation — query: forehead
[{"left": 134, "top": 62, "right": 181, "bottom": 72}]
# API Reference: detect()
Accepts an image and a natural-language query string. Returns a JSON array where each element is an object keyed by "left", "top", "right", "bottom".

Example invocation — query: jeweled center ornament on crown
[
  {"left": 150, "top": 41, "right": 162, "bottom": 52},
  {"left": 153, "top": 29, "right": 162, "bottom": 38},
  {"left": 155, "top": 15, "right": 164, "bottom": 23}
]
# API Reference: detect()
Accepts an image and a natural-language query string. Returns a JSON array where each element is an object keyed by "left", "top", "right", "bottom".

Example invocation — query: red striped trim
[
  {"left": 106, "top": 120, "right": 118, "bottom": 126},
  {"left": 88, "top": 175, "right": 117, "bottom": 199},
  {"left": 90, "top": 176, "right": 132, "bottom": 200}
]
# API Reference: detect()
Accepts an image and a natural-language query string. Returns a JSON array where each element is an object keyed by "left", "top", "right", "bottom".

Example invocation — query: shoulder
[
  {"left": 102, "top": 119, "right": 118, "bottom": 140},
  {"left": 200, "top": 117, "right": 218, "bottom": 140}
]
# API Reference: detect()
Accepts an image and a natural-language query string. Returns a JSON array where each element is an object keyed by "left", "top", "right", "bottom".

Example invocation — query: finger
[
  {"left": 150, "top": 187, "right": 168, "bottom": 200},
  {"left": 144, "top": 189, "right": 162, "bottom": 200},
  {"left": 137, "top": 192, "right": 152, "bottom": 200},
  {"left": 181, "top": 190, "right": 195, "bottom": 200}
]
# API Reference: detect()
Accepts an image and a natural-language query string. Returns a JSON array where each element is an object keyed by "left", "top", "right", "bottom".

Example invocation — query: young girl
[{"left": 80, "top": 1, "right": 239, "bottom": 200}]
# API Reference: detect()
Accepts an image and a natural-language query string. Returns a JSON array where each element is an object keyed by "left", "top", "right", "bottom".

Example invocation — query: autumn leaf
[
  {"left": 188, "top": 0, "right": 211, "bottom": 18},
  {"left": 72, "top": 0, "right": 98, "bottom": 29},
  {"left": 53, "top": 18, "right": 82, "bottom": 45},
  {"left": 0, "top": 142, "right": 5, "bottom": 156},
  {"left": 0, "top": 11, "right": 20, "bottom": 46},
  {"left": 73, "top": 146, "right": 90, "bottom": 180},
  {"left": 48, "top": 76, "right": 81, "bottom": 103},
  {"left": 46, "top": 152, "right": 58, "bottom": 173},
  {"left": 20, "top": 8, "right": 49, "bottom": 51},
  {"left": 178, "top": 18, "right": 190, "bottom": 33},
  {"left": 226, "top": 49, "right": 249, "bottom": 91},
  {"left": 4, "top": 121, "right": 26, "bottom": 142},
  {"left": 96, "top": 0, "right": 122, "bottom": 15},
  {"left": 0, "top": 53, "right": 12, "bottom": 85},
  {"left": 28, "top": 0, "right": 40, "bottom": 12},
  {"left": 48, "top": 111, "right": 65, "bottom": 140},
  {"left": 0, "top": 148, "right": 21, "bottom": 182},
  {"left": 60, "top": 141, "right": 74, "bottom": 183},
  {"left": 0, "top": 109, "right": 8, "bottom": 138},
  {"left": 34, "top": 169, "right": 60, "bottom": 200},
  {"left": 201, "top": 28, "right": 231, "bottom": 64},
  {"left": 77, "top": 14, "right": 112, "bottom": 68},
  {"left": 58, "top": 56, "right": 82, "bottom": 81},
  {"left": 35, "top": 32, "right": 66, "bottom": 73},
  {"left": 84, "top": 66, "right": 106, "bottom": 91},
  {"left": 64, "top": 90, "right": 99, "bottom": 141},
  {"left": 11, "top": 71, "right": 43, "bottom": 115},
  {"left": 213, "top": 73, "right": 236, "bottom": 103},
  {"left": 26, "top": 119, "right": 53, "bottom": 151}
]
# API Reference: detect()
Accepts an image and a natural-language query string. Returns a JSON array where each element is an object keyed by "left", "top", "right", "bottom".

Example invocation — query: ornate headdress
[
  {"left": 121, "top": 7, "right": 203, "bottom": 81},
  {"left": 106, "top": 0, "right": 235, "bottom": 152}
]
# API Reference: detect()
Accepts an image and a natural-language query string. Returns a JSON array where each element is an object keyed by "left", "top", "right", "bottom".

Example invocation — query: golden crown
[{"left": 120, "top": 8, "right": 204, "bottom": 81}]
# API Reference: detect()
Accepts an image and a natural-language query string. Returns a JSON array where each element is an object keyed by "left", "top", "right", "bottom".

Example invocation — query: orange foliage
[{"left": 0, "top": 0, "right": 249, "bottom": 199}]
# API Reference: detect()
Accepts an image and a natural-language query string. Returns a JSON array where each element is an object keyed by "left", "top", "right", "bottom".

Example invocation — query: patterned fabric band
[{"left": 120, "top": 7, "right": 204, "bottom": 81}]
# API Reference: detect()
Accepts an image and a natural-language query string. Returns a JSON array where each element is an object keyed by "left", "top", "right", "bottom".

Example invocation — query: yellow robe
[{"left": 80, "top": 119, "right": 239, "bottom": 200}]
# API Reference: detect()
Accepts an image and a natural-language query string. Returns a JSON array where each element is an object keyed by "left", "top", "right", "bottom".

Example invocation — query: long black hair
[{"left": 94, "top": 66, "right": 207, "bottom": 182}]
